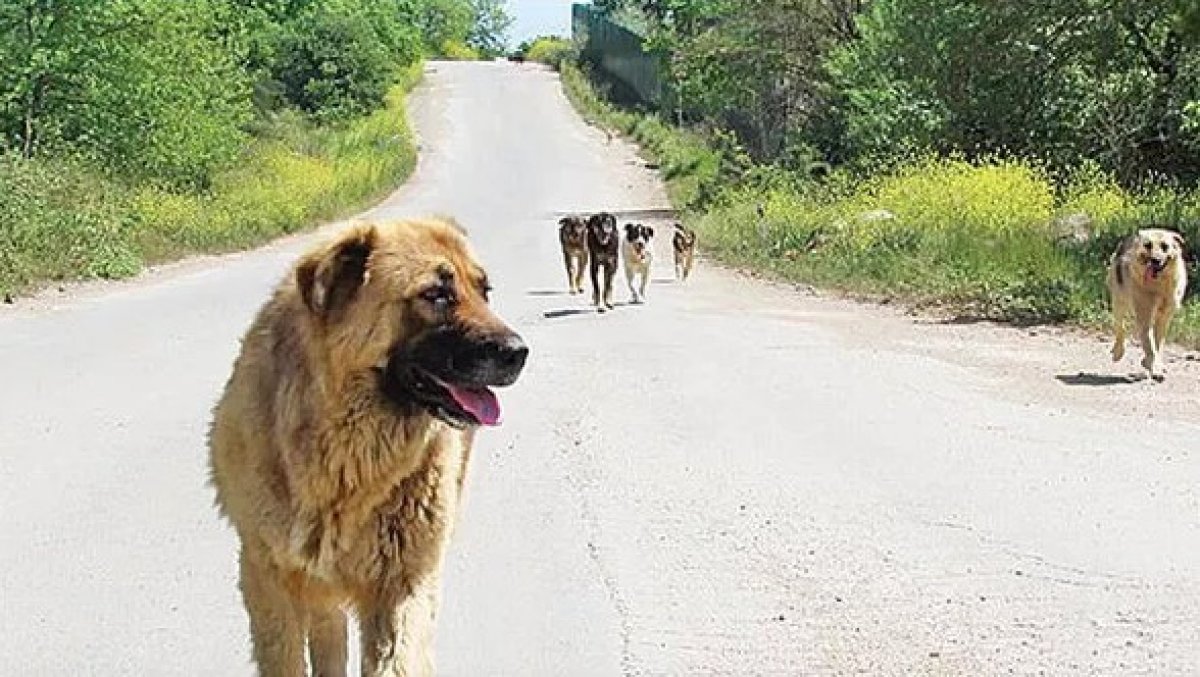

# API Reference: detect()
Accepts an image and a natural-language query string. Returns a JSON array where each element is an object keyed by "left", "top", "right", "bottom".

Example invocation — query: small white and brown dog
[
  {"left": 1107, "top": 227, "right": 1188, "bottom": 380},
  {"left": 622, "top": 223, "right": 654, "bottom": 304}
]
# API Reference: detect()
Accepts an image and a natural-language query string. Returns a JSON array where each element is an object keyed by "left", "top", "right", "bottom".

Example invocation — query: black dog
[{"left": 586, "top": 212, "right": 619, "bottom": 311}]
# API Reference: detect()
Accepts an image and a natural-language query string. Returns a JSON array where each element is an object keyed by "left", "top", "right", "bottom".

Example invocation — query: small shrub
[
  {"left": 524, "top": 37, "right": 573, "bottom": 70},
  {"left": 439, "top": 40, "right": 481, "bottom": 61}
]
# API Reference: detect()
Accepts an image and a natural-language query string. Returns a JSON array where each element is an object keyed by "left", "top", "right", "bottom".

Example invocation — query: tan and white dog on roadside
[
  {"left": 622, "top": 223, "right": 654, "bottom": 304},
  {"left": 1107, "top": 227, "right": 1188, "bottom": 380}
]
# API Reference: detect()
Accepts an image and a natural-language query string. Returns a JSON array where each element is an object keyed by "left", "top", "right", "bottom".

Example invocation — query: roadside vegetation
[
  {"left": 517, "top": 36, "right": 574, "bottom": 70},
  {"left": 0, "top": 0, "right": 510, "bottom": 298},
  {"left": 566, "top": 1, "right": 1200, "bottom": 345}
]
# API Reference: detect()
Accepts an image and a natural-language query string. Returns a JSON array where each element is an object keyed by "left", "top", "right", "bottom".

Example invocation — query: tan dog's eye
[
  {"left": 1161, "top": 243, "right": 1170, "bottom": 252},
  {"left": 419, "top": 285, "right": 456, "bottom": 306},
  {"left": 1143, "top": 242, "right": 1153, "bottom": 250}
]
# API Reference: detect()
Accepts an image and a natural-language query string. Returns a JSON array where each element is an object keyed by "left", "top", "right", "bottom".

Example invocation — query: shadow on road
[
  {"left": 1055, "top": 372, "right": 1143, "bottom": 387},
  {"left": 527, "top": 290, "right": 570, "bottom": 297},
  {"left": 543, "top": 308, "right": 593, "bottom": 319}
]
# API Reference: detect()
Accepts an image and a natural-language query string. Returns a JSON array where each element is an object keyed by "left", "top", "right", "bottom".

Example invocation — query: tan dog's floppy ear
[
  {"left": 296, "top": 223, "right": 377, "bottom": 319},
  {"left": 1172, "top": 231, "right": 1185, "bottom": 249}
]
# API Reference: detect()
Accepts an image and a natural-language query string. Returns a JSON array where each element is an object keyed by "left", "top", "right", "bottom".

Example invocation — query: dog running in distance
[
  {"left": 208, "top": 216, "right": 528, "bottom": 676},
  {"left": 586, "top": 211, "right": 620, "bottom": 312},
  {"left": 558, "top": 215, "right": 589, "bottom": 295},
  {"left": 1107, "top": 227, "right": 1188, "bottom": 380},
  {"left": 622, "top": 223, "right": 654, "bottom": 303},
  {"left": 672, "top": 222, "right": 697, "bottom": 282}
]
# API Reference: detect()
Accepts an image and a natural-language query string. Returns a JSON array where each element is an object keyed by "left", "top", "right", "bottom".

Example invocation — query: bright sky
[{"left": 507, "top": 0, "right": 579, "bottom": 44}]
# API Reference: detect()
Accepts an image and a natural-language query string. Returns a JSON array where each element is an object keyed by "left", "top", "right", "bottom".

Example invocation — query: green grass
[
  {"left": 561, "top": 64, "right": 722, "bottom": 208},
  {"left": 0, "top": 63, "right": 423, "bottom": 299},
  {"left": 560, "top": 62, "right": 1200, "bottom": 346}
]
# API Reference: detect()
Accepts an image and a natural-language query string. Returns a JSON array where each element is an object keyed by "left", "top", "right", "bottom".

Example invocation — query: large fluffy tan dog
[
  {"left": 209, "top": 217, "right": 528, "bottom": 676},
  {"left": 1107, "top": 227, "right": 1187, "bottom": 379}
]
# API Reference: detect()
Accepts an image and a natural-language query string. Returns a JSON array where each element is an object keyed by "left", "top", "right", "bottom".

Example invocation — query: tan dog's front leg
[
  {"left": 1151, "top": 304, "right": 1176, "bottom": 379},
  {"left": 1154, "top": 305, "right": 1176, "bottom": 354},
  {"left": 360, "top": 581, "right": 441, "bottom": 677},
  {"left": 1110, "top": 295, "right": 1129, "bottom": 363},
  {"left": 308, "top": 606, "right": 348, "bottom": 677},
  {"left": 239, "top": 550, "right": 307, "bottom": 677},
  {"left": 1135, "top": 304, "right": 1159, "bottom": 377}
]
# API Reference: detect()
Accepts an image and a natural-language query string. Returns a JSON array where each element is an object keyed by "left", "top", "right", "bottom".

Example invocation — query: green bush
[
  {"left": 438, "top": 39, "right": 482, "bottom": 60},
  {"left": 0, "top": 155, "right": 140, "bottom": 291},
  {"left": 272, "top": 8, "right": 399, "bottom": 121},
  {"left": 524, "top": 37, "right": 573, "bottom": 70},
  {"left": 0, "top": 67, "right": 421, "bottom": 298},
  {"left": 0, "top": 1, "right": 252, "bottom": 190}
]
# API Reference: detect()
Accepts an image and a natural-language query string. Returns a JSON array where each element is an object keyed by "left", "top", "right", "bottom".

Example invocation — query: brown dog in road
[
  {"left": 673, "top": 222, "right": 697, "bottom": 281},
  {"left": 208, "top": 216, "right": 528, "bottom": 676},
  {"left": 587, "top": 212, "right": 619, "bottom": 311},
  {"left": 558, "top": 215, "right": 589, "bottom": 295},
  {"left": 1107, "top": 227, "right": 1188, "bottom": 380}
]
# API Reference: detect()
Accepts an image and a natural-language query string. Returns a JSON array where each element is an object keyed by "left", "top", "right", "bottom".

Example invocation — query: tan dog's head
[
  {"left": 558, "top": 216, "right": 588, "bottom": 248},
  {"left": 1127, "top": 228, "right": 1185, "bottom": 284},
  {"left": 295, "top": 217, "right": 528, "bottom": 428}
]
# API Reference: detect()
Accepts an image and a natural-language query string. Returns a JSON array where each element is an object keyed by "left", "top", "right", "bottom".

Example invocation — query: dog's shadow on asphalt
[
  {"left": 542, "top": 302, "right": 639, "bottom": 320},
  {"left": 1055, "top": 372, "right": 1147, "bottom": 387},
  {"left": 527, "top": 290, "right": 570, "bottom": 297},
  {"left": 542, "top": 308, "right": 592, "bottom": 319}
]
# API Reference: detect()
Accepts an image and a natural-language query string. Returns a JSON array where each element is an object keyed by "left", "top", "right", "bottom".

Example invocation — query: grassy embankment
[
  {"left": 560, "top": 63, "right": 1200, "bottom": 347},
  {"left": 0, "top": 63, "right": 424, "bottom": 298}
]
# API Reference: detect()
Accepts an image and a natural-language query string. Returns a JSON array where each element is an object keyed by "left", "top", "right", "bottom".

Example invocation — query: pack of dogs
[
  {"left": 558, "top": 211, "right": 698, "bottom": 312},
  {"left": 207, "top": 212, "right": 1188, "bottom": 676},
  {"left": 561, "top": 215, "right": 1191, "bottom": 381}
]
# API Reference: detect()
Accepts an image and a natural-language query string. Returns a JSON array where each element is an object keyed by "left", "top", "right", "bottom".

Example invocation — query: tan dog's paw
[{"left": 1111, "top": 345, "right": 1124, "bottom": 362}]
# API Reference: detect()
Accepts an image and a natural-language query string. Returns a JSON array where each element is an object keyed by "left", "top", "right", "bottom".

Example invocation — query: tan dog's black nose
[{"left": 483, "top": 333, "right": 528, "bottom": 386}]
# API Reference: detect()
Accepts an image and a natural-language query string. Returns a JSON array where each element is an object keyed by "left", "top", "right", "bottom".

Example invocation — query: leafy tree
[
  {"left": 467, "top": 0, "right": 512, "bottom": 58},
  {"left": 826, "top": 0, "right": 1200, "bottom": 182},
  {"left": 0, "top": 0, "right": 251, "bottom": 187},
  {"left": 269, "top": 1, "right": 427, "bottom": 120}
]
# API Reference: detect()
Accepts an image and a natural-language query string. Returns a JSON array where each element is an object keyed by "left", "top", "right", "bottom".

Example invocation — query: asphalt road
[{"left": 2, "top": 61, "right": 1198, "bottom": 676}]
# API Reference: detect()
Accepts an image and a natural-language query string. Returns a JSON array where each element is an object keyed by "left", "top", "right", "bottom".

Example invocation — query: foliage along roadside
[
  {"left": 0, "top": 0, "right": 513, "bottom": 300},
  {"left": 0, "top": 63, "right": 423, "bottom": 299}
]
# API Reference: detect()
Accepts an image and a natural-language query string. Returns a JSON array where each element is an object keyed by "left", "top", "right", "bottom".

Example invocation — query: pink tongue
[{"left": 446, "top": 385, "right": 502, "bottom": 426}]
